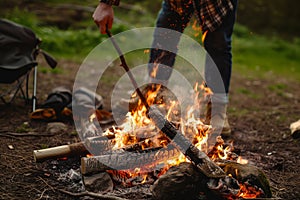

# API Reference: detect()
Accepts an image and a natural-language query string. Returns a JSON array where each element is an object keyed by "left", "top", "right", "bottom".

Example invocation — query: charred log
[
  {"left": 81, "top": 145, "right": 180, "bottom": 175},
  {"left": 148, "top": 106, "right": 226, "bottom": 179},
  {"left": 33, "top": 131, "right": 166, "bottom": 162}
]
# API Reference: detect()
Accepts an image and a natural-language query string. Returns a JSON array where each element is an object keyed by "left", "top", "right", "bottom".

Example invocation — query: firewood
[
  {"left": 33, "top": 130, "right": 162, "bottom": 162},
  {"left": 33, "top": 142, "right": 88, "bottom": 162},
  {"left": 81, "top": 146, "right": 180, "bottom": 175},
  {"left": 33, "top": 135, "right": 115, "bottom": 162}
]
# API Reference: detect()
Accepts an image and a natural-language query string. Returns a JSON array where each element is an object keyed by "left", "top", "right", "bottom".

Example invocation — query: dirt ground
[
  {"left": 0, "top": 57, "right": 299, "bottom": 200},
  {"left": 1, "top": 1, "right": 299, "bottom": 199}
]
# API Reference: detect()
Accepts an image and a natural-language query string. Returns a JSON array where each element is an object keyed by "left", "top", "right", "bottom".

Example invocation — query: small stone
[
  {"left": 46, "top": 122, "right": 67, "bottom": 134},
  {"left": 290, "top": 119, "right": 300, "bottom": 139},
  {"left": 83, "top": 172, "right": 113, "bottom": 193},
  {"left": 67, "top": 169, "right": 81, "bottom": 182}
]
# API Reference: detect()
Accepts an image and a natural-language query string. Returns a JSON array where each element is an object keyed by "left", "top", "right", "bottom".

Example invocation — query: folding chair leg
[
  {"left": 32, "top": 66, "right": 38, "bottom": 112},
  {"left": 12, "top": 79, "right": 24, "bottom": 103}
]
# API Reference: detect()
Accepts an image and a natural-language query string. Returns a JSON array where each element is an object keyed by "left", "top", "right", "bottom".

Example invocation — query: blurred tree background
[
  {"left": 131, "top": 0, "right": 300, "bottom": 38},
  {"left": 0, "top": 0, "right": 299, "bottom": 79},
  {"left": 237, "top": 0, "right": 300, "bottom": 38}
]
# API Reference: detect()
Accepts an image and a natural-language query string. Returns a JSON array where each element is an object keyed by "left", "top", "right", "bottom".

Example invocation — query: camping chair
[{"left": 0, "top": 18, "right": 57, "bottom": 111}]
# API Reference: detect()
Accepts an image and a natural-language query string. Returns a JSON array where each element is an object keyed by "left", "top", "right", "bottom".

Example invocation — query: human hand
[{"left": 92, "top": 2, "right": 114, "bottom": 34}]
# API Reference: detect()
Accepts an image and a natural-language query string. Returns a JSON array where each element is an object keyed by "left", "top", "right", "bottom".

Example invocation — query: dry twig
[
  {"left": 0, "top": 132, "right": 55, "bottom": 137},
  {"left": 59, "top": 189, "right": 129, "bottom": 200}
]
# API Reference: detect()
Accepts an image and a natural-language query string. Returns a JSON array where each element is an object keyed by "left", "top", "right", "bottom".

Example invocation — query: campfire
[{"left": 34, "top": 83, "right": 272, "bottom": 199}]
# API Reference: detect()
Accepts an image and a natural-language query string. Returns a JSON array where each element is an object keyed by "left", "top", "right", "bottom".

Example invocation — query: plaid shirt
[{"left": 169, "top": 0, "right": 234, "bottom": 32}]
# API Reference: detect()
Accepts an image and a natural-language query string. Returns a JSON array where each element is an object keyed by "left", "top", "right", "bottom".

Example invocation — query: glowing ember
[
  {"left": 237, "top": 183, "right": 263, "bottom": 198},
  {"left": 86, "top": 154, "right": 93, "bottom": 158}
]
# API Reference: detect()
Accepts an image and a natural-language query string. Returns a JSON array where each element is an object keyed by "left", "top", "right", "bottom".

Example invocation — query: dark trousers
[{"left": 149, "top": 0, "right": 238, "bottom": 103}]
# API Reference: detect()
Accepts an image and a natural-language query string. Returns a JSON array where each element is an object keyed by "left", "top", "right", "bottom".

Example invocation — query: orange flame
[{"left": 237, "top": 183, "right": 263, "bottom": 198}]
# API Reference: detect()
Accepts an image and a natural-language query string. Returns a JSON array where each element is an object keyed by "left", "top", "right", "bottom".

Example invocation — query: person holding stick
[{"left": 93, "top": 0, "right": 238, "bottom": 140}]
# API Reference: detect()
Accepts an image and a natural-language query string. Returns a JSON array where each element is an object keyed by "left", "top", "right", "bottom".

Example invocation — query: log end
[
  {"left": 81, "top": 157, "right": 88, "bottom": 175},
  {"left": 33, "top": 145, "right": 71, "bottom": 162}
]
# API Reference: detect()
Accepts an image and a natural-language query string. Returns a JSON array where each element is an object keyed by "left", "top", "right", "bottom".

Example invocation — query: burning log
[
  {"left": 81, "top": 145, "right": 180, "bottom": 175},
  {"left": 148, "top": 106, "right": 226, "bottom": 179},
  {"left": 33, "top": 129, "right": 164, "bottom": 162},
  {"left": 33, "top": 134, "right": 115, "bottom": 162}
]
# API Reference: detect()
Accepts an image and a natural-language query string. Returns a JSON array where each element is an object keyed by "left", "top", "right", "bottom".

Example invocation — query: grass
[{"left": 232, "top": 24, "right": 300, "bottom": 81}]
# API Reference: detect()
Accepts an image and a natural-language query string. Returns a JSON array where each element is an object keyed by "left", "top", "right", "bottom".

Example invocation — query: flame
[
  {"left": 104, "top": 82, "right": 237, "bottom": 166},
  {"left": 237, "top": 183, "right": 263, "bottom": 198},
  {"left": 141, "top": 174, "right": 148, "bottom": 184},
  {"left": 166, "top": 100, "right": 177, "bottom": 121}
]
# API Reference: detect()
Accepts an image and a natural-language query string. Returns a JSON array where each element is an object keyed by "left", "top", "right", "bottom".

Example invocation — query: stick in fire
[{"left": 106, "top": 30, "right": 240, "bottom": 196}]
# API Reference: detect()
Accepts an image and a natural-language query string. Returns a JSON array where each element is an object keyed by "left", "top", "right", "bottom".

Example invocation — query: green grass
[
  {"left": 236, "top": 87, "right": 261, "bottom": 99},
  {"left": 39, "top": 66, "right": 63, "bottom": 74},
  {"left": 232, "top": 24, "right": 300, "bottom": 81}
]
